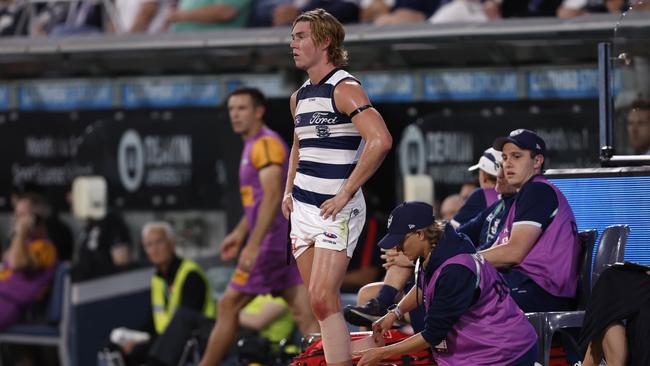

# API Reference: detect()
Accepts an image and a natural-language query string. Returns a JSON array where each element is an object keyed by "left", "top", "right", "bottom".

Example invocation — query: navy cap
[
  {"left": 377, "top": 201, "right": 434, "bottom": 249},
  {"left": 493, "top": 129, "right": 546, "bottom": 157}
]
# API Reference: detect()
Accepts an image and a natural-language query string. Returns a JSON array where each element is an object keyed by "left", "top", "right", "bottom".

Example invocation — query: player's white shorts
[{"left": 290, "top": 192, "right": 366, "bottom": 259}]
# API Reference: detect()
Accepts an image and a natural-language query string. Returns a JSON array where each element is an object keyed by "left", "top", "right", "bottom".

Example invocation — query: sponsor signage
[
  {"left": 19, "top": 80, "right": 113, "bottom": 110},
  {"left": 359, "top": 73, "right": 416, "bottom": 102},
  {"left": 123, "top": 78, "right": 220, "bottom": 108},
  {"left": 528, "top": 68, "right": 599, "bottom": 98},
  {"left": 424, "top": 71, "right": 518, "bottom": 101}
]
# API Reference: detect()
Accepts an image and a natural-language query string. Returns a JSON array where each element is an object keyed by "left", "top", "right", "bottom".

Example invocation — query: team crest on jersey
[
  {"left": 316, "top": 125, "right": 331, "bottom": 138},
  {"left": 294, "top": 115, "right": 301, "bottom": 125}
]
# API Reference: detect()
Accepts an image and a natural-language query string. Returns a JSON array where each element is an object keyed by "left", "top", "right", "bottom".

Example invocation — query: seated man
[
  {"left": 479, "top": 129, "right": 580, "bottom": 312},
  {"left": 105, "top": 221, "right": 215, "bottom": 366},
  {"left": 0, "top": 193, "right": 58, "bottom": 331},
  {"left": 458, "top": 165, "right": 517, "bottom": 250},
  {"left": 451, "top": 147, "right": 501, "bottom": 228}
]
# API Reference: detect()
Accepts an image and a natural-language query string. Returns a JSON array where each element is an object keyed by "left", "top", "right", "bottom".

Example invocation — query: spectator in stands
[
  {"left": 34, "top": 2, "right": 104, "bottom": 36},
  {"left": 451, "top": 147, "right": 501, "bottom": 228},
  {"left": 439, "top": 193, "right": 463, "bottom": 221},
  {"left": 479, "top": 129, "right": 580, "bottom": 312},
  {"left": 626, "top": 99, "right": 650, "bottom": 155},
  {"left": 166, "top": 0, "right": 252, "bottom": 32},
  {"left": 356, "top": 201, "right": 537, "bottom": 366},
  {"left": 250, "top": 0, "right": 360, "bottom": 27},
  {"left": 458, "top": 165, "right": 518, "bottom": 250},
  {"left": 0, "top": 0, "right": 27, "bottom": 36},
  {"left": 483, "top": 0, "right": 562, "bottom": 18},
  {"left": 0, "top": 193, "right": 58, "bottom": 331},
  {"left": 428, "top": 0, "right": 489, "bottom": 23},
  {"left": 70, "top": 177, "right": 135, "bottom": 282},
  {"left": 579, "top": 265, "right": 650, "bottom": 366},
  {"left": 103, "top": 221, "right": 215, "bottom": 366},
  {"left": 115, "top": 0, "right": 174, "bottom": 34},
  {"left": 557, "top": 0, "right": 629, "bottom": 18},
  {"left": 362, "top": 0, "right": 440, "bottom": 25}
]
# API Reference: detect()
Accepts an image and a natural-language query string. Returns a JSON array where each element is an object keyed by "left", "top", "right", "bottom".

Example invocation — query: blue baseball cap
[
  {"left": 377, "top": 201, "right": 435, "bottom": 249},
  {"left": 493, "top": 129, "right": 546, "bottom": 157}
]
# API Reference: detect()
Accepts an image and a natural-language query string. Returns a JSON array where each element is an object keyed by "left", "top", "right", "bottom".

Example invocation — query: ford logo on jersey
[
  {"left": 324, "top": 232, "right": 338, "bottom": 239},
  {"left": 309, "top": 112, "right": 338, "bottom": 125},
  {"left": 316, "top": 125, "right": 331, "bottom": 138}
]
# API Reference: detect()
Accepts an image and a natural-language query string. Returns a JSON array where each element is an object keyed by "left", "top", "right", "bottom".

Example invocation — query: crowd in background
[{"left": 0, "top": 0, "right": 648, "bottom": 37}]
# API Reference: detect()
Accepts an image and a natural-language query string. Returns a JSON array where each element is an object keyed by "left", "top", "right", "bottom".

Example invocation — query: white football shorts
[{"left": 290, "top": 193, "right": 366, "bottom": 259}]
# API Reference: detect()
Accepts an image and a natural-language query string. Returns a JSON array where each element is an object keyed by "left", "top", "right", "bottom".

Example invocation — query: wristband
[{"left": 387, "top": 304, "right": 403, "bottom": 320}]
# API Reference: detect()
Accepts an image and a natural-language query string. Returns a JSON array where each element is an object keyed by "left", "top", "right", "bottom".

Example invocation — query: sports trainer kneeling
[{"left": 356, "top": 201, "right": 538, "bottom": 366}]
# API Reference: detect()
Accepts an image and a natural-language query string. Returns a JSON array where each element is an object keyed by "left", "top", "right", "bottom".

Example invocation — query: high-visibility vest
[{"left": 151, "top": 259, "right": 215, "bottom": 334}]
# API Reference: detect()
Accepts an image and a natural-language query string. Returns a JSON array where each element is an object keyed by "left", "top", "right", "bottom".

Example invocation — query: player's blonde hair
[{"left": 293, "top": 9, "right": 348, "bottom": 67}]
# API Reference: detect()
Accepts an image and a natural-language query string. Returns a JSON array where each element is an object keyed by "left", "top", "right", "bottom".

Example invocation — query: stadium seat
[
  {"left": 0, "top": 262, "right": 71, "bottom": 366},
  {"left": 525, "top": 229, "right": 597, "bottom": 365},
  {"left": 540, "top": 225, "right": 629, "bottom": 366},
  {"left": 591, "top": 224, "right": 629, "bottom": 287}
]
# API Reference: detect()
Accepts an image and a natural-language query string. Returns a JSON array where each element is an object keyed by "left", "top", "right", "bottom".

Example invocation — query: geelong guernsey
[{"left": 292, "top": 68, "right": 364, "bottom": 208}]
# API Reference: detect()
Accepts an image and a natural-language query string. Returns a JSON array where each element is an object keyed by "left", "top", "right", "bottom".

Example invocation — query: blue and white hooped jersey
[{"left": 292, "top": 68, "right": 365, "bottom": 208}]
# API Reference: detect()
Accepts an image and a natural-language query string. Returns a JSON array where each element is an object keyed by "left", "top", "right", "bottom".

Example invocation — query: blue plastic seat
[
  {"left": 539, "top": 225, "right": 629, "bottom": 366},
  {"left": 0, "top": 262, "right": 71, "bottom": 366}
]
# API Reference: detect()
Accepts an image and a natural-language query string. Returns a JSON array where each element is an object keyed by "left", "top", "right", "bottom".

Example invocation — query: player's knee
[{"left": 309, "top": 289, "right": 337, "bottom": 320}]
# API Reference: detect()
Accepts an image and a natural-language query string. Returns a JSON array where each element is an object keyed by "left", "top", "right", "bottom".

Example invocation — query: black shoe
[{"left": 343, "top": 298, "right": 387, "bottom": 327}]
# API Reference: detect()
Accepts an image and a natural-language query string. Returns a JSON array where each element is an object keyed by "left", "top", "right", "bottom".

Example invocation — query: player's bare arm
[
  {"left": 239, "top": 164, "right": 284, "bottom": 272},
  {"left": 320, "top": 80, "right": 392, "bottom": 220},
  {"left": 220, "top": 216, "right": 249, "bottom": 261},
  {"left": 282, "top": 91, "right": 300, "bottom": 219}
]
